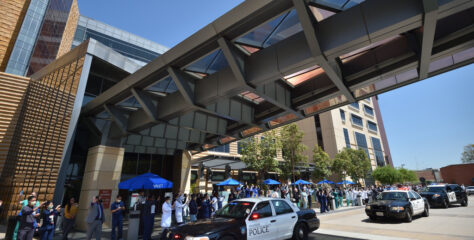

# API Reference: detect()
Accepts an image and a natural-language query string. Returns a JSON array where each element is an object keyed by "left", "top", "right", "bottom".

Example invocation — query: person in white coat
[
  {"left": 352, "top": 189, "right": 359, "bottom": 206},
  {"left": 160, "top": 197, "right": 174, "bottom": 239},
  {"left": 174, "top": 195, "right": 185, "bottom": 225}
]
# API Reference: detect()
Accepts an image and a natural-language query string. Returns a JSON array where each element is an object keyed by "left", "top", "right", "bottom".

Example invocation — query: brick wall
[{"left": 440, "top": 163, "right": 474, "bottom": 186}]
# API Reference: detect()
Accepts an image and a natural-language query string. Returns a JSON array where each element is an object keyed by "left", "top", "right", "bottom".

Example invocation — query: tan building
[{"left": 295, "top": 96, "right": 393, "bottom": 185}]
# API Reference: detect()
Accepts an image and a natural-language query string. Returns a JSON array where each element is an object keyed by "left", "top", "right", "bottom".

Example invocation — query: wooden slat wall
[
  {"left": 0, "top": 72, "right": 30, "bottom": 174},
  {"left": 0, "top": 55, "right": 85, "bottom": 219}
]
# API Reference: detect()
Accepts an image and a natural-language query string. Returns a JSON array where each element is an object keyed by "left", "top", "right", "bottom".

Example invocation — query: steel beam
[
  {"left": 168, "top": 67, "right": 196, "bottom": 105},
  {"left": 131, "top": 88, "right": 159, "bottom": 121},
  {"left": 292, "top": 0, "right": 355, "bottom": 102},
  {"left": 103, "top": 105, "right": 129, "bottom": 135},
  {"left": 419, "top": 0, "right": 439, "bottom": 79}
]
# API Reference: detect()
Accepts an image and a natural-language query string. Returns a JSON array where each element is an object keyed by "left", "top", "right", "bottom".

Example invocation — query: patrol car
[
  {"left": 419, "top": 184, "right": 468, "bottom": 208},
  {"left": 365, "top": 190, "right": 429, "bottom": 222},
  {"left": 163, "top": 197, "right": 320, "bottom": 240}
]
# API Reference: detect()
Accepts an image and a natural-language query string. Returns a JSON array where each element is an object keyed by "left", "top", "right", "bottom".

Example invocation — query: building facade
[{"left": 295, "top": 96, "right": 393, "bottom": 185}]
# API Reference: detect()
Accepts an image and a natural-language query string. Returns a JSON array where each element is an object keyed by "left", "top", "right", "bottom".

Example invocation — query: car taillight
[
  {"left": 174, "top": 233, "right": 182, "bottom": 239},
  {"left": 250, "top": 213, "right": 259, "bottom": 220}
]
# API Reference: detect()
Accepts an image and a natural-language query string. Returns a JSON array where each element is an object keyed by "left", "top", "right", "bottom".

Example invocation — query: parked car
[
  {"left": 466, "top": 186, "right": 474, "bottom": 196},
  {"left": 164, "top": 197, "right": 320, "bottom": 240},
  {"left": 419, "top": 184, "right": 468, "bottom": 208},
  {"left": 365, "top": 190, "right": 429, "bottom": 223}
]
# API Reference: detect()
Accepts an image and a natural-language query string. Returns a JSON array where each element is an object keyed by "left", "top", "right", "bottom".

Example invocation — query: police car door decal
[
  {"left": 448, "top": 191, "right": 457, "bottom": 202},
  {"left": 246, "top": 201, "right": 275, "bottom": 240}
]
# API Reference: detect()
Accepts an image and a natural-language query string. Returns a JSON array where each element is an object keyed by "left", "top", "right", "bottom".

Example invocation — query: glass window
[
  {"left": 340, "top": 109, "right": 345, "bottom": 121},
  {"left": 364, "top": 105, "right": 374, "bottom": 116},
  {"left": 271, "top": 200, "right": 294, "bottom": 215},
  {"left": 137, "top": 154, "right": 151, "bottom": 174},
  {"left": 349, "top": 102, "right": 359, "bottom": 110},
  {"left": 367, "top": 121, "right": 377, "bottom": 132},
  {"left": 216, "top": 201, "right": 255, "bottom": 218},
  {"left": 122, "top": 152, "right": 138, "bottom": 175},
  {"left": 343, "top": 128, "right": 351, "bottom": 148},
  {"left": 351, "top": 114, "right": 363, "bottom": 127},
  {"left": 209, "top": 144, "right": 230, "bottom": 153},
  {"left": 413, "top": 191, "right": 421, "bottom": 199},
  {"left": 252, "top": 201, "right": 273, "bottom": 218},
  {"left": 354, "top": 132, "right": 369, "bottom": 156},
  {"left": 408, "top": 191, "right": 416, "bottom": 200}
]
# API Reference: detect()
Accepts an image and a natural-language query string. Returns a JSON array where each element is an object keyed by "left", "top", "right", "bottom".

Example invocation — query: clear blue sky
[{"left": 78, "top": 0, "right": 473, "bottom": 170}]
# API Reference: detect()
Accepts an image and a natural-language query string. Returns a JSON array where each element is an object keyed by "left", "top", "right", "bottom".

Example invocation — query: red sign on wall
[{"left": 99, "top": 189, "right": 112, "bottom": 209}]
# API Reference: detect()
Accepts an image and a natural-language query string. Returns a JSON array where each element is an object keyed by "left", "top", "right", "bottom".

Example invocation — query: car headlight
[
  {"left": 390, "top": 206, "right": 404, "bottom": 211},
  {"left": 432, "top": 194, "right": 440, "bottom": 198},
  {"left": 365, "top": 205, "right": 371, "bottom": 210},
  {"left": 185, "top": 237, "right": 209, "bottom": 240}
]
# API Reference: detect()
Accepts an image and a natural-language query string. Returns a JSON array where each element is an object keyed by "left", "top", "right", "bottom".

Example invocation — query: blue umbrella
[
  {"left": 216, "top": 178, "right": 241, "bottom": 186},
  {"left": 317, "top": 179, "right": 335, "bottom": 184},
  {"left": 336, "top": 180, "right": 355, "bottom": 185},
  {"left": 292, "top": 179, "right": 312, "bottom": 185},
  {"left": 118, "top": 173, "right": 173, "bottom": 190},
  {"left": 264, "top": 179, "right": 280, "bottom": 185}
]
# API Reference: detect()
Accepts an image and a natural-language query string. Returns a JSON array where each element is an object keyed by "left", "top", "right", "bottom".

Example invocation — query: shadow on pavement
[
  {"left": 360, "top": 215, "right": 423, "bottom": 224},
  {"left": 310, "top": 232, "right": 365, "bottom": 240}
]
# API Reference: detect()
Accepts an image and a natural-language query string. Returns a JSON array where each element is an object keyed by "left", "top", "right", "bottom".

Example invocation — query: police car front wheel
[{"left": 292, "top": 223, "right": 308, "bottom": 240}]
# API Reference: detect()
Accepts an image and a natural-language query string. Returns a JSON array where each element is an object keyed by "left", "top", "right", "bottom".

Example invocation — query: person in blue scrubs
[
  {"left": 110, "top": 195, "right": 125, "bottom": 240},
  {"left": 40, "top": 201, "right": 61, "bottom": 240}
]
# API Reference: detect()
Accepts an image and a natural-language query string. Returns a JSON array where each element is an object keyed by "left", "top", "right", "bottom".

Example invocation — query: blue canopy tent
[
  {"left": 118, "top": 173, "right": 173, "bottom": 190},
  {"left": 264, "top": 179, "right": 280, "bottom": 185},
  {"left": 292, "top": 179, "right": 312, "bottom": 185},
  {"left": 337, "top": 180, "right": 355, "bottom": 185},
  {"left": 317, "top": 179, "right": 335, "bottom": 184},
  {"left": 216, "top": 178, "right": 241, "bottom": 186}
]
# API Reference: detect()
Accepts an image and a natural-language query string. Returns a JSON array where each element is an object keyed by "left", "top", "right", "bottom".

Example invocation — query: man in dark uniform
[
  {"left": 110, "top": 195, "right": 125, "bottom": 240},
  {"left": 142, "top": 195, "right": 156, "bottom": 240},
  {"left": 18, "top": 196, "right": 42, "bottom": 240}
]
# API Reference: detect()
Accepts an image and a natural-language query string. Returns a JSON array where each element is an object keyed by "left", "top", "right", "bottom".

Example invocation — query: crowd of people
[{"left": 4, "top": 182, "right": 452, "bottom": 240}]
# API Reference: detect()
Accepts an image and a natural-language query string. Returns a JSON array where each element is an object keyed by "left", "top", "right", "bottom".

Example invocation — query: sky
[{"left": 77, "top": 0, "right": 473, "bottom": 170}]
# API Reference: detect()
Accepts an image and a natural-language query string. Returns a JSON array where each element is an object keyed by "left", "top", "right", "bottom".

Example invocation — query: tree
[
  {"left": 398, "top": 168, "right": 418, "bottom": 183},
  {"left": 346, "top": 148, "right": 372, "bottom": 183},
  {"left": 312, "top": 145, "right": 333, "bottom": 181},
  {"left": 461, "top": 144, "right": 474, "bottom": 163},
  {"left": 372, "top": 166, "right": 401, "bottom": 185},
  {"left": 281, "top": 124, "right": 307, "bottom": 182},
  {"left": 240, "top": 130, "right": 281, "bottom": 183},
  {"left": 332, "top": 148, "right": 352, "bottom": 181}
]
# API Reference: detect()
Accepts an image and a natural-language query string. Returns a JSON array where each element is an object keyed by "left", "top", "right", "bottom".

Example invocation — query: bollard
[{"left": 127, "top": 210, "right": 140, "bottom": 240}]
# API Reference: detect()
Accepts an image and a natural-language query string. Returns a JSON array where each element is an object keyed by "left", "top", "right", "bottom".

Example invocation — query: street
[{"left": 309, "top": 196, "right": 474, "bottom": 240}]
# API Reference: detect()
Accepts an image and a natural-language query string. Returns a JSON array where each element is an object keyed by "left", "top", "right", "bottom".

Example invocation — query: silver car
[{"left": 467, "top": 186, "right": 474, "bottom": 196}]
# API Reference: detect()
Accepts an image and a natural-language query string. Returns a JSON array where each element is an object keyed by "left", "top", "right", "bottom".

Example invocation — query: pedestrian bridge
[{"left": 81, "top": 0, "right": 474, "bottom": 155}]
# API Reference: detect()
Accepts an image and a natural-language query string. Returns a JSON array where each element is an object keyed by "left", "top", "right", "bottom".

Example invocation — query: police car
[
  {"left": 420, "top": 184, "right": 468, "bottom": 208},
  {"left": 365, "top": 190, "right": 429, "bottom": 222},
  {"left": 164, "top": 197, "right": 319, "bottom": 240}
]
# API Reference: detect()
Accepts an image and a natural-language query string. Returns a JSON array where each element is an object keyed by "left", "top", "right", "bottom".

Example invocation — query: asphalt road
[{"left": 309, "top": 195, "right": 474, "bottom": 240}]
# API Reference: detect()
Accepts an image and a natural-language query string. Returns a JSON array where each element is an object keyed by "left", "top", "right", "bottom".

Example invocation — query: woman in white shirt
[{"left": 161, "top": 197, "right": 174, "bottom": 239}]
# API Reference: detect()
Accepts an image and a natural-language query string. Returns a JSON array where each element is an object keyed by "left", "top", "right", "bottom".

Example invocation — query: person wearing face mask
[
  {"left": 86, "top": 196, "right": 104, "bottom": 240},
  {"left": 40, "top": 201, "right": 61, "bottom": 240},
  {"left": 174, "top": 193, "right": 186, "bottom": 225},
  {"left": 110, "top": 195, "right": 125, "bottom": 240},
  {"left": 14, "top": 192, "right": 40, "bottom": 240},
  {"left": 161, "top": 196, "right": 174, "bottom": 239},
  {"left": 18, "top": 196, "right": 43, "bottom": 240}
]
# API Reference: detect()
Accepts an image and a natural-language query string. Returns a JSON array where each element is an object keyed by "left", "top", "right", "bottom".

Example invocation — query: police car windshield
[
  {"left": 426, "top": 187, "right": 445, "bottom": 192},
  {"left": 378, "top": 192, "right": 408, "bottom": 201},
  {"left": 215, "top": 201, "right": 255, "bottom": 218}
]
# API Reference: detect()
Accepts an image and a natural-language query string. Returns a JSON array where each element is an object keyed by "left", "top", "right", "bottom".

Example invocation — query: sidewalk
[{"left": 311, "top": 204, "right": 364, "bottom": 215}]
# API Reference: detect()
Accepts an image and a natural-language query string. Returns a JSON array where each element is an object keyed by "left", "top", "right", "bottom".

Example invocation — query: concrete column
[
  {"left": 75, "top": 145, "right": 124, "bottom": 231},
  {"left": 172, "top": 150, "right": 192, "bottom": 193}
]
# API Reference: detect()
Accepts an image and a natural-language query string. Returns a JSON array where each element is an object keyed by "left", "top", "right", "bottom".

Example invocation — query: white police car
[{"left": 164, "top": 197, "right": 320, "bottom": 240}]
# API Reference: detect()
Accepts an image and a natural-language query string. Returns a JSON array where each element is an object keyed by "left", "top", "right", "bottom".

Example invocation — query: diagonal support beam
[
  {"left": 131, "top": 88, "right": 159, "bottom": 121},
  {"left": 419, "top": 0, "right": 438, "bottom": 79},
  {"left": 168, "top": 66, "right": 196, "bottom": 105},
  {"left": 217, "top": 37, "right": 248, "bottom": 87},
  {"left": 219, "top": 37, "right": 304, "bottom": 118},
  {"left": 103, "top": 104, "right": 129, "bottom": 135},
  {"left": 293, "top": 0, "right": 355, "bottom": 102}
]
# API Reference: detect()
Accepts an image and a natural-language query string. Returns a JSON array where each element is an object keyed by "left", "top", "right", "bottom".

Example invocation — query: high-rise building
[
  {"left": 3, "top": 0, "right": 79, "bottom": 76},
  {"left": 295, "top": 96, "right": 393, "bottom": 185}
]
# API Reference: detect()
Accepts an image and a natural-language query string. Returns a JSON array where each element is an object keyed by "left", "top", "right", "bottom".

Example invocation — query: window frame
[
  {"left": 251, "top": 201, "right": 274, "bottom": 219},
  {"left": 271, "top": 200, "right": 294, "bottom": 215}
]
